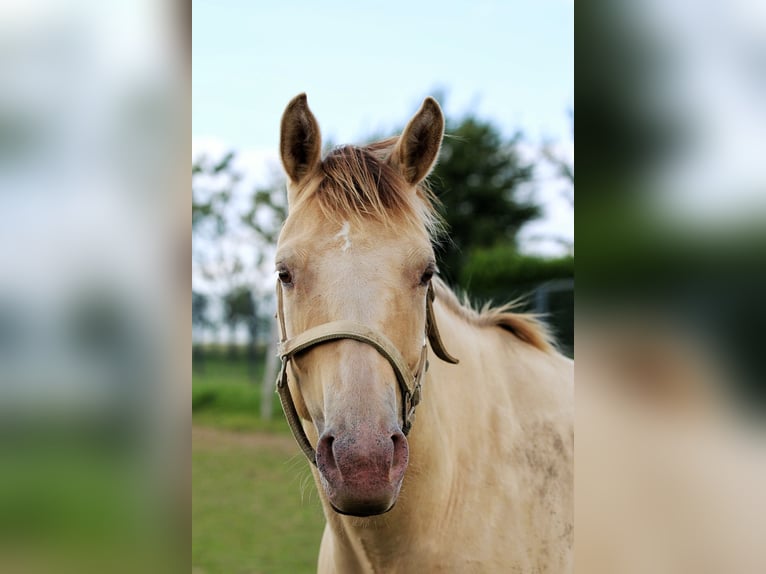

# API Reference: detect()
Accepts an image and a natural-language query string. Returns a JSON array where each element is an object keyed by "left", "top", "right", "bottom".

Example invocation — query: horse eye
[
  {"left": 419, "top": 267, "right": 434, "bottom": 286},
  {"left": 277, "top": 268, "right": 293, "bottom": 285}
]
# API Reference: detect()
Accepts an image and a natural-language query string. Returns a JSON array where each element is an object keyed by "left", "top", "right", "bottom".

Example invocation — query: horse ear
[
  {"left": 391, "top": 97, "right": 445, "bottom": 185},
  {"left": 280, "top": 93, "right": 322, "bottom": 189}
]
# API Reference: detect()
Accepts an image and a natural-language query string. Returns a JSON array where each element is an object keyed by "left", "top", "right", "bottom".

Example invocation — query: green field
[
  {"left": 192, "top": 352, "right": 289, "bottom": 433},
  {"left": 192, "top": 353, "right": 326, "bottom": 574}
]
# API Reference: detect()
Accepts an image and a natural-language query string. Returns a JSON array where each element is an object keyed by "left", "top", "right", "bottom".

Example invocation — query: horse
[{"left": 274, "top": 93, "right": 573, "bottom": 573}]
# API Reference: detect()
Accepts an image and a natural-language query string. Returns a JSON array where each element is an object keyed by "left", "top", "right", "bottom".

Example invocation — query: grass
[
  {"left": 192, "top": 353, "right": 326, "bottom": 573},
  {"left": 192, "top": 427, "right": 325, "bottom": 574}
]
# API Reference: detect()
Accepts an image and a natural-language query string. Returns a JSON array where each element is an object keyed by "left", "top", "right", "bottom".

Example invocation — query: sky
[{"left": 192, "top": 0, "right": 574, "bottom": 254}]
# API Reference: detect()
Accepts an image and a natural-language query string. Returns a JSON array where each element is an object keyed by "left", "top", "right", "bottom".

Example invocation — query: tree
[
  {"left": 192, "top": 290, "right": 210, "bottom": 372},
  {"left": 428, "top": 112, "right": 541, "bottom": 285},
  {"left": 222, "top": 285, "right": 257, "bottom": 364},
  {"left": 192, "top": 152, "right": 238, "bottom": 238},
  {"left": 192, "top": 150, "right": 287, "bottom": 343},
  {"left": 240, "top": 182, "right": 288, "bottom": 249},
  {"left": 192, "top": 290, "right": 210, "bottom": 329}
]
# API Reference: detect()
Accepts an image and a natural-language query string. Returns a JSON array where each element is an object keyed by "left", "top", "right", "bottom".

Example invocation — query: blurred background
[
  {"left": 191, "top": 1, "right": 573, "bottom": 572},
  {"left": 577, "top": 0, "right": 766, "bottom": 572},
  {"left": 0, "top": 1, "right": 188, "bottom": 573}
]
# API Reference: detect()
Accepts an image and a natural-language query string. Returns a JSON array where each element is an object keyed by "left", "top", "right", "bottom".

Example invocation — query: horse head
[{"left": 275, "top": 93, "right": 444, "bottom": 516}]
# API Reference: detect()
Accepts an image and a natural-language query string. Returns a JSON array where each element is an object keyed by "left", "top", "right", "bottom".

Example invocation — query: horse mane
[
  {"left": 433, "top": 277, "right": 556, "bottom": 353},
  {"left": 299, "top": 138, "right": 555, "bottom": 354}
]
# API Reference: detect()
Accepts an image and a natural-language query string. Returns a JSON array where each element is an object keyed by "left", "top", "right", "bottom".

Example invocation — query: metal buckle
[
  {"left": 276, "top": 358, "right": 288, "bottom": 389},
  {"left": 411, "top": 383, "right": 421, "bottom": 407}
]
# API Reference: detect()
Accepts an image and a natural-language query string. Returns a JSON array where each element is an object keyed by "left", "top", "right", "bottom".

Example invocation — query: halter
[{"left": 275, "top": 280, "right": 459, "bottom": 466}]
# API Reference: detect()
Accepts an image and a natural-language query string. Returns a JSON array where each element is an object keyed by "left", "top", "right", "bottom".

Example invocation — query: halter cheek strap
[
  {"left": 275, "top": 280, "right": 458, "bottom": 466},
  {"left": 426, "top": 282, "right": 459, "bottom": 364}
]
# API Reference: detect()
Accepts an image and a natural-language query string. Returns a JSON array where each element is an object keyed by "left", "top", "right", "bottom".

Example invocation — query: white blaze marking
[{"left": 335, "top": 221, "right": 351, "bottom": 252}]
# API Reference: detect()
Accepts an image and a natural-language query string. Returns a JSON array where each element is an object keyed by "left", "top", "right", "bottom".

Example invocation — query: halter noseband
[{"left": 275, "top": 280, "right": 458, "bottom": 466}]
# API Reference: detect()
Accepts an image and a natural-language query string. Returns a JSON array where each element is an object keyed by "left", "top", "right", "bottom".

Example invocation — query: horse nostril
[
  {"left": 317, "top": 433, "right": 338, "bottom": 471},
  {"left": 390, "top": 431, "right": 409, "bottom": 474}
]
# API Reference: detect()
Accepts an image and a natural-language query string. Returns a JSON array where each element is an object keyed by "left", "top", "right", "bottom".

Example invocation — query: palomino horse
[{"left": 275, "top": 94, "right": 573, "bottom": 573}]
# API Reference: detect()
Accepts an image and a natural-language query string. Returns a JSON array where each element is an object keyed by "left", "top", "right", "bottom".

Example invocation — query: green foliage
[{"left": 461, "top": 246, "right": 574, "bottom": 299}]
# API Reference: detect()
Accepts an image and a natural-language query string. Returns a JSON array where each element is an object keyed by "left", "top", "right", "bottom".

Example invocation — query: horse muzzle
[
  {"left": 274, "top": 280, "right": 458, "bottom": 468},
  {"left": 316, "top": 425, "right": 409, "bottom": 516}
]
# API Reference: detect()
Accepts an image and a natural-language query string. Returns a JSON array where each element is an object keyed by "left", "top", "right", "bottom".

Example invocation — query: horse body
[
  {"left": 275, "top": 93, "right": 573, "bottom": 573},
  {"left": 315, "top": 286, "right": 573, "bottom": 573}
]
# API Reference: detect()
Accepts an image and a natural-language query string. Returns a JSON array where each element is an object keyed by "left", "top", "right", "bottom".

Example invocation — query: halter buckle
[
  {"left": 276, "top": 357, "right": 288, "bottom": 389},
  {"left": 411, "top": 383, "right": 422, "bottom": 407}
]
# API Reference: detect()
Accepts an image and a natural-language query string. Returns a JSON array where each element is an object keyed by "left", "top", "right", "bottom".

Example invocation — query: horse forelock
[{"left": 291, "top": 138, "right": 444, "bottom": 239}]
